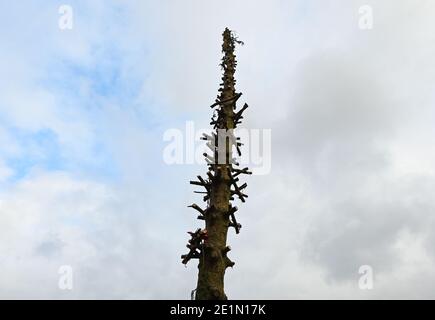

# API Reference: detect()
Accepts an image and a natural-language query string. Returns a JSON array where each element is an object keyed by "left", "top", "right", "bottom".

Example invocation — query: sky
[{"left": 1, "top": 0, "right": 435, "bottom": 299}]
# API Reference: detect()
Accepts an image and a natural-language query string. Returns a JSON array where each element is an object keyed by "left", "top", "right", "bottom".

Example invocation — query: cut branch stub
[
  {"left": 182, "top": 228, "right": 208, "bottom": 264},
  {"left": 232, "top": 167, "right": 252, "bottom": 178},
  {"left": 188, "top": 203, "right": 206, "bottom": 220},
  {"left": 227, "top": 206, "right": 241, "bottom": 234},
  {"left": 190, "top": 176, "right": 211, "bottom": 192},
  {"left": 234, "top": 103, "right": 248, "bottom": 123},
  {"left": 210, "top": 92, "right": 242, "bottom": 108}
]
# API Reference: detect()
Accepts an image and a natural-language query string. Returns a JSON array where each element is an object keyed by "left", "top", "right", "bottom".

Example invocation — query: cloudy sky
[{"left": 1, "top": 0, "right": 435, "bottom": 299}]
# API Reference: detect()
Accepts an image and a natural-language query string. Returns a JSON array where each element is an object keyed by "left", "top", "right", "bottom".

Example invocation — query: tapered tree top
[{"left": 182, "top": 28, "right": 251, "bottom": 300}]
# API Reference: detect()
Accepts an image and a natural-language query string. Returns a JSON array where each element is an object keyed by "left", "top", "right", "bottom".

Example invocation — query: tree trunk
[{"left": 182, "top": 28, "right": 250, "bottom": 301}]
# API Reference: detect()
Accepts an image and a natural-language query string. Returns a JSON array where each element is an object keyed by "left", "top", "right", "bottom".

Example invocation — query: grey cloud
[
  {"left": 277, "top": 53, "right": 395, "bottom": 180},
  {"left": 35, "top": 235, "right": 65, "bottom": 258}
]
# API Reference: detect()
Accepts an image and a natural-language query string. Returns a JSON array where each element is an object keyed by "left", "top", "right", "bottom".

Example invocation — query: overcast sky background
[{"left": 1, "top": 0, "right": 435, "bottom": 299}]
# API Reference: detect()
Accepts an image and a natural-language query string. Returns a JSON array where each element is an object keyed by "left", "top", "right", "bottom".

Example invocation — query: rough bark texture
[{"left": 182, "top": 28, "right": 250, "bottom": 300}]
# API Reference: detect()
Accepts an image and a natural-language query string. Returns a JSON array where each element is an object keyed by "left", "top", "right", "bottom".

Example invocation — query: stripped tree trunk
[{"left": 182, "top": 28, "right": 251, "bottom": 300}]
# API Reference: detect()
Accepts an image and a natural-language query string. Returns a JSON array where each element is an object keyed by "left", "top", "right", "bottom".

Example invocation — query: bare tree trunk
[{"left": 182, "top": 28, "right": 250, "bottom": 300}]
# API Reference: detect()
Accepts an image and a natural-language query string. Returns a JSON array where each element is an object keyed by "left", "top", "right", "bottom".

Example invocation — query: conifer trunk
[{"left": 182, "top": 28, "right": 250, "bottom": 300}]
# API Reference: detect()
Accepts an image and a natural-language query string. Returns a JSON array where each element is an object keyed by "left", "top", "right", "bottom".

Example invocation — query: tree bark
[
  {"left": 183, "top": 28, "right": 250, "bottom": 301},
  {"left": 195, "top": 28, "right": 238, "bottom": 300}
]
